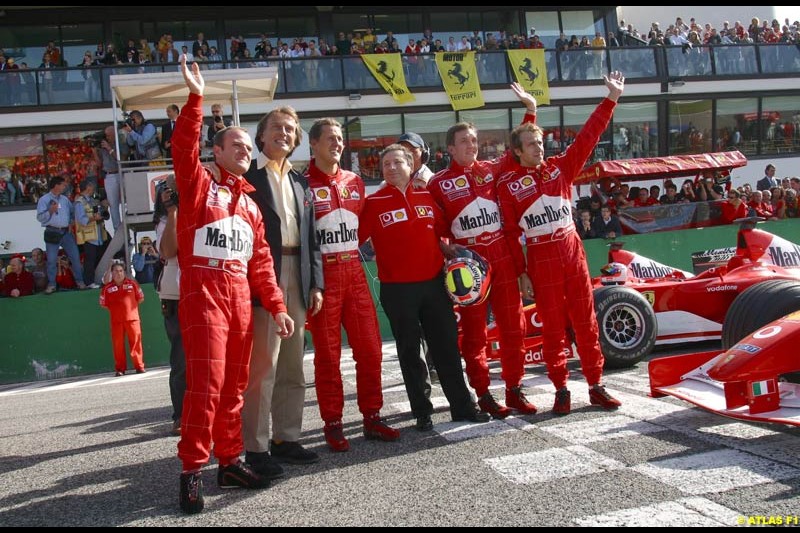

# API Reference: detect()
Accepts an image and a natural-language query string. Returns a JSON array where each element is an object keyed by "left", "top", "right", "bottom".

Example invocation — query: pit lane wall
[
  {"left": 0, "top": 262, "right": 393, "bottom": 384},
  {"left": 2, "top": 219, "right": 796, "bottom": 384}
]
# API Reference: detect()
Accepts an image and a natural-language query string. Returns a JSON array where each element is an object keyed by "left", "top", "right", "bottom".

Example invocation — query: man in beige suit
[{"left": 242, "top": 106, "right": 324, "bottom": 478}]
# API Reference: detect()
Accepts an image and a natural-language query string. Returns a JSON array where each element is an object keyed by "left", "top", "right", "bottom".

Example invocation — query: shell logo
[
  {"left": 455, "top": 177, "right": 467, "bottom": 187},
  {"left": 317, "top": 189, "right": 329, "bottom": 199},
  {"left": 522, "top": 176, "right": 533, "bottom": 186},
  {"left": 395, "top": 211, "right": 405, "bottom": 219}
]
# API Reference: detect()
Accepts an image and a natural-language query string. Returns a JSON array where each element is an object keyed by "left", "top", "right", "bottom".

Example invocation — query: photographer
[
  {"left": 123, "top": 110, "right": 162, "bottom": 161},
  {"left": 93, "top": 126, "right": 124, "bottom": 231},
  {"left": 132, "top": 236, "right": 159, "bottom": 284},
  {"left": 205, "top": 103, "right": 232, "bottom": 147},
  {"left": 74, "top": 179, "right": 109, "bottom": 287},
  {"left": 154, "top": 176, "right": 185, "bottom": 435}
]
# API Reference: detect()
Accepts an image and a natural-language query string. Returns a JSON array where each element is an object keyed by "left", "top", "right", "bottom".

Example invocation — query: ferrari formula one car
[
  {"left": 482, "top": 219, "right": 800, "bottom": 369},
  {"left": 649, "top": 309, "right": 800, "bottom": 427}
]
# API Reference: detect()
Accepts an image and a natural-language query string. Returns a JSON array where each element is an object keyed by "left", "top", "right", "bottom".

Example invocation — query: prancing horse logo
[
  {"left": 447, "top": 62, "right": 470, "bottom": 89},
  {"left": 376, "top": 60, "right": 396, "bottom": 83},
  {"left": 519, "top": 58, "right": 540, "bottom": 84}
]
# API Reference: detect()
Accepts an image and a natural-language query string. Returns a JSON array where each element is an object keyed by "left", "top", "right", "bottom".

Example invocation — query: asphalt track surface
[{"left": 1, "top": 341, "right": 799, "bottom": 527}]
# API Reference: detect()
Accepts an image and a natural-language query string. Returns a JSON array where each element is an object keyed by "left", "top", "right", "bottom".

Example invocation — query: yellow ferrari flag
[
  {"left": 506, "top": 49, "right": 551, "bottom": 105},
  {"left": 435, "top": 51, "right": 484, "bottom": 111},
  {"left": 361, "top": 53, "right": 415, "bottom": 104}
]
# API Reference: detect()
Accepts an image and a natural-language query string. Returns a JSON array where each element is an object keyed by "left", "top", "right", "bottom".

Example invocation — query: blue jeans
[{"left": 45, "top": 229, "right": 85, "bottom": 288}]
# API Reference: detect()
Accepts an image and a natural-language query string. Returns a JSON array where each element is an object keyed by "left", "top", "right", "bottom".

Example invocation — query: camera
[
  {"left": 214, "top": 115, "right": 223, "bottom": 123},
  {"left": 93, "top": 204, "right": 111, "bottom": 221},
  {"left": 83, "top": 130, "right": 106, "bottom": 148},
  {"left": 122, "top": 112, "right": 136, "bottom": 129}
]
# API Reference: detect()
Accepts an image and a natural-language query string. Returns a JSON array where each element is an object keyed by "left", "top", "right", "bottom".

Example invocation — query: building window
[
  {"left": 761, "top": 96, "right": 800, "bottom": 155},
  {"left": 716, "top": 98, "right": 758, "bottom": 155},
  {"left": 668, "top": 100, "right": 712, "bottom": 155},
  {"left": 613, "top": 102, "right": 658, "bottom": 159}
]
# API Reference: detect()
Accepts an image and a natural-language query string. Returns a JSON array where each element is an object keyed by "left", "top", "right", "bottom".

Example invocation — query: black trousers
[
  {"left": 162, "top": 299, "right": 186, "bottom": 422},
  {"left": 379, "top": 274, "right": 474, "bottom": 418}
]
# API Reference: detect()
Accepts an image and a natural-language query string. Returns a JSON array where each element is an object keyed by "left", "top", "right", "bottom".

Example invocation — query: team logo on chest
[
  {"left": 207, "top": 181, "right": 232, "bottom": 208},
  {"left": 474, "top": 173, "right": 494, "bottom": 185},
  {"left": 540, "top": 165, "right": 561, "bottom": 183},
  {"left": 380, "top": 208, "right": 407, "bottom": 227},
  {"left": 339, "top": 185, "right": 360, "bottom": 201},
  {"left": 416, "top": 205, "right": 434, "bottom": 218}
]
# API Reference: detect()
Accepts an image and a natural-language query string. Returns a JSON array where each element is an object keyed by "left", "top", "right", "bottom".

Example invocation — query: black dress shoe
[
  {"left": 269, "top": 440, "right": 320, "bottom": 465},
  {"left": 415, "top": 414, "right": 433, "bottom": 432},
  {"left": 245, "top": 451, "right": 285, "bottom": 480},
  {"left": 452, "top": 405, "right": 492, "bottom": 423}
]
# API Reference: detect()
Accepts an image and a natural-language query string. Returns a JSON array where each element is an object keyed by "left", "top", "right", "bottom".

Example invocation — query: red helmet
[{"left": 443, "top": 248, "right": 492, "bottom": 306}]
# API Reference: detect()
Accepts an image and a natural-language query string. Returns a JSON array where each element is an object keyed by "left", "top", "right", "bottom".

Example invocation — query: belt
[
  {"left": 322, "top": 251, "right": 359, "bottom": 265},
  {"left": 281, "top": 246, "right": 300, "bottom": 256},
  {"left": 453, "top": 229, "right": 503, "bottom": 246},
  {"left": 525, "top": 227, "right": 576, "bottom": 246},
  {"left": 46, "top": 226, "right": 67, "bottom": 231},
  {"left": 190, "top": 257, "right": 248, "bottom": 276}
]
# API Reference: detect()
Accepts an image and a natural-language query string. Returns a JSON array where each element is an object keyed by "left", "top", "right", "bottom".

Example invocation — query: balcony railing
[{"left": 1, "top": 43, "right": 798, "bottom": 109}]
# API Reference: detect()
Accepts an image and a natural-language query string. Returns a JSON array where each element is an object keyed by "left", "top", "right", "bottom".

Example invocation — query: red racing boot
[
  {"left": 478, "top": 392, "right": 512, "bottom": 419},
  {"left": 505, "top": 386, "right": 538, "bottom": 415},
  {"left": 363, "top": 413, "right": 400, "bottom": 441},
  {"left": 589, "top": 384, "right": 622, "bottom": 410},
  {"left": 324, "top": 420, "right": 350, "bottom": 452}
]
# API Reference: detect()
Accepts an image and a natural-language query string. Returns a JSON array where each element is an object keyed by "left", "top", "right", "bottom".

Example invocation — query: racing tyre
[
  {"left": 721, "top": 279, "right": 800, "bottom": 349},
  {"left": 593, "top": 286, "right": 657, "bottom": 369}
]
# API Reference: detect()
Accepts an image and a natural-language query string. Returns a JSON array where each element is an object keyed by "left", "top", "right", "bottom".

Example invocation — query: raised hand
[
  {"left": 180, "top": 55, "right": 204, "bottom": 95},
  {"left": 603, "top": 71, "right": 625, "bottom": 102},
  {"left": 511, "top": 81, "right": 537, "bottom": 113}
]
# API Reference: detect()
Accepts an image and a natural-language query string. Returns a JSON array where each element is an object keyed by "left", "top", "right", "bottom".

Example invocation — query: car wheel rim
[{"left": 601, "top": 302, "right": 645, "bottom": 350}]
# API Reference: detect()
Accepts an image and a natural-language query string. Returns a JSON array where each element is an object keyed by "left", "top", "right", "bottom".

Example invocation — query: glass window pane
[
  {"left": 614, "top": 102, "right": 658, "bottom": 159},
  {"left": 430, "top": 12, "right": 469, "bottom": 34},
  {"left": 278, "top": 16, "right": 317, "bottom": 43},
  {"left": 43, "top": 130, "right": 103, "bottom": 197},
  {"left": 404, "top": 111, "right": 457, "bottom": 173},
  {"left": 561, "top": 11, "right": 596, "bottom": 41},
  {"left": 458, "top": 109, "right": 510, "bottom": 160},
  {"left": 525, "top": 11, "right": 560, "bottom": 48},
  {"left": 0, "top": 134, "right": 45, "bottom": 207},
  {"left": 512, "top": 106, "right": 561, "bottom": 158},
  {"left": 716, "top": 98, "right": 757, "bottom": 155},
  {"left": 60, "top": 23, "right": 103, "bottom": 86},
  {"left": 564, "top": 104, "right": 612, "bottom": 163},
  {"left": 668, "top": 100, "right": 712, "bottom": 155},
  {"left": 344, "top": 114, "right": 401, "bottom": 180},
  {"left": 762, "top": 96, "right": 799, "bottom": 156}
]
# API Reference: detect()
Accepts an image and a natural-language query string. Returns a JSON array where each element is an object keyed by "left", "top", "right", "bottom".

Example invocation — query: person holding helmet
[
  {"left": 359, "top": 144, "right": 489, "bottom": 431},
  {"left": 427, "top": 83, "right": 539, "bottom": 418},
  {"left": 496, "top": 72, "right": 626, "bottom": 416}
]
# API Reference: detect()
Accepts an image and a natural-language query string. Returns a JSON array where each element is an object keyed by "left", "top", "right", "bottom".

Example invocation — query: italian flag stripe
[{"left": 752, "top": 379, "right": 775, "bottom": 396}]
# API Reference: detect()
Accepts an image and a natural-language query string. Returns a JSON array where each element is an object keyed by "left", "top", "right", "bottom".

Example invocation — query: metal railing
[{"left": 1, "top": 43, "right": 798, "bottom": 109}]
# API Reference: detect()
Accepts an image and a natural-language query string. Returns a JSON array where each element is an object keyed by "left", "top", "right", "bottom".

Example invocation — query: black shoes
[
  {"left": 179, "top": 471, "right": 204, "bottom": 514},
  {"left": 217, "top": 460, "right": 270, "bottom": 489},
  {"left": 452, "top": 405, "right": 492, "bottom": 423},
  {"left": 269, "top": 440, "right": 320, "bottom": 464},
  {"left": 415, "top": 414, "right": 434, "bottom": 432},
  {"left": 244, "top": 451, "right": 285, "bottom": 480}
]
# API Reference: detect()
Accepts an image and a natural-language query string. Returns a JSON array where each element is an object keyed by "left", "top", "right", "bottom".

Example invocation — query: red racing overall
[
  {"left": 426, "top": 155, "right": 525, "bottom": 396},
  {"left": 306, "top": 162, "right": 383, "bottom": 423},
  {"left": 172, "top": 93, "right": 286, "bottom": 471},
  {"left": 497, "top": 98, "right": 616, "bottom": 389}
]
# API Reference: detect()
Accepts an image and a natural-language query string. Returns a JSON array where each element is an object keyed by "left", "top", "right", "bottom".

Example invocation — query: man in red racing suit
[
  {"left": 426, "top": 83, "right": 539, "bottom": 418},
  {"left": 497, "top": 72, "right": 626, "bottom": 416},
  {"left": 305, "top": 118, "right": 399, "bottom": 452},
  {"left": 172, "top": 58, "right": 293, "bottom": 514}
]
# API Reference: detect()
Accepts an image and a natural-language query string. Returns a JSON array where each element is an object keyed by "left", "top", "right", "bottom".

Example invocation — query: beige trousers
[{"left": 241, "top": 255, "right": 308, "bottom": 452}]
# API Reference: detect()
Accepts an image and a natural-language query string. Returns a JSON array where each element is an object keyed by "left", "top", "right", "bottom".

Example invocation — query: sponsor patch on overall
[
  {"left": 207, "top": 182, "right": 232, "bottom": 208},
  {"left": 507, "top": 174, "right": 537, "bottom": 200},
  {"left": 416, "top": 205, "right": 434, "bottom": 218},
  {"left": 540, "top": 165, "right": 561, "bottom": 182},
  {"left": 312, "top": 187, "right": 332, "bottom": 212},
  {"left": 439, "top": 175, "right": 471, "bottom": 199},
  {"left": 380, "top": 209, "right": 407, "bottom": 227}
]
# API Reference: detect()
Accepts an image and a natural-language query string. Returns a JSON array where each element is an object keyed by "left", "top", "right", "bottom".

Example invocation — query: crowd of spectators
[{"left": 574, "top": 164, "right": 800, "bottom": 239}]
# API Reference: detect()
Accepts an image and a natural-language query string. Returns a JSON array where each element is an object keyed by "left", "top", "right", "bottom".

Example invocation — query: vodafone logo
[
  {"left": 529, "top": 312, "right": 542, "bottom": 328},
  {"left": 753, "top": 326, "right": 781, "bottom": 339}
]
